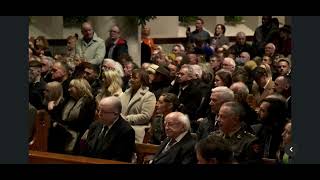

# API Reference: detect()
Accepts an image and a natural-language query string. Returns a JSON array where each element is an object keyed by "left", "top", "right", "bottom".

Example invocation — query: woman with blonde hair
[
  {"left": 43, "top": 81, "right": 64, "bottom": 114},
  {"left": 44, "top": 81, "right": 67, "bottom": 153},
  {"left": 96, "top": 69, "right": 123, "bottom": 104},
  {"left": 260, "top": 63, "right": 273, "bottom": 79},
  {"left": 61, "top": 78, "right": 96, "bottom": 154}
]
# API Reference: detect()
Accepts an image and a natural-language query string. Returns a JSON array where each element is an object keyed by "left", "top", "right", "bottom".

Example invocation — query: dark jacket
[
  {"left": 105, "top": 38, "right": 128, "bottom": 61},
  {"left": 151, "top": 132, "right": 197, "bottom": 164},
  {"left": 29, "top": 78, "right": 46, "bottom": 109},
  {"left": 82, "top": 117, "right": 135, "bottom": 162}
]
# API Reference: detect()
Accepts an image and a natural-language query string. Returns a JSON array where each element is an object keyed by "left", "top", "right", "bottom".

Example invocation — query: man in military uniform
[{"left": 207, "top": 101, "right": 261, "bottom": 164}]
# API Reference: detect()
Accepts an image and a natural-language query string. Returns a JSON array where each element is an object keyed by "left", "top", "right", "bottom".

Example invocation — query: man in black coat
[
  {"left": 81, "top": 96, "right": 135, "bottom": 162},
  {"left": 168, "top": 65, "right": 202, "bottom": 132},
  {"left": 151, "top": 112, "right": 197, "bottom": 164},
  {"left": 29, "top": 60, "right": 46, "bottom": 109}
]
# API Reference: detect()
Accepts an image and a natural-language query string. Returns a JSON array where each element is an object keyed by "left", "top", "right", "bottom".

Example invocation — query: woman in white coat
[{"left": 120, "top": 68, "right": 156, "bottom": 143}]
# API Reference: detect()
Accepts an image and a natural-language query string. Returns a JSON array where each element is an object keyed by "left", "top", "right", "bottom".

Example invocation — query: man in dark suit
[
  {"left": 168, "top": 64, "right": 203, "bottom": 132},
  {"left": 151, "top": 112, "right": 197, "bottom": 164},
  {"left": 81, "top": 96, "right": 135, "bottom": 162}
]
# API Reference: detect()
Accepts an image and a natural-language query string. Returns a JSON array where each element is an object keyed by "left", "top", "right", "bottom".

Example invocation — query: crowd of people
[{"left": 29, "top": 16, "right": 292, "bottom": 164}]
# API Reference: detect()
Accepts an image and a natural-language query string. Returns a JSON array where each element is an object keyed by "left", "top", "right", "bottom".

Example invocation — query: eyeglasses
[
  {"left": 109, "top": 30, "right": 119, "bottom": 33},
  {"left": 98, "top": 109, "right": 118, "bottom": 115}
]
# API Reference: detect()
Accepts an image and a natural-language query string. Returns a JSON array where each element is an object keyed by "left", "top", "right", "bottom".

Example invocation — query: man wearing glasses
[
  {"left": 105, "top": 25, "right": 129, "bottom": 62},
  {"left": 81, "top": 96, "right": 135, "bottom": 162}
]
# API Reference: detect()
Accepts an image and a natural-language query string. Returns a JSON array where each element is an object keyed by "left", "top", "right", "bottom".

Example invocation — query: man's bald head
[
  {"left": 81, "top": 22, "right": 94, "bottom": 40},
  {"left": 100, "top": 96, "right": 122, "bottom": 113},
  {"left": 236, "top": 32, "right": 246, "bottom": 45}
]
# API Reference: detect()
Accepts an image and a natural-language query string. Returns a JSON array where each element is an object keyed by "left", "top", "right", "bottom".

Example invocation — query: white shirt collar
[{"left": 174, "top": 131, "right": 188, "bottom": 143}]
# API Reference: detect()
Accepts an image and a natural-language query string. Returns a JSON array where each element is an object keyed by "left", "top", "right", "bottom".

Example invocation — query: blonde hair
[
  {"left": 102, "top": 70, "right": 123, "bottom": 95},
  {"left": 45, "top": 81, "right": 63, "bottom": 103},
  {"left": 69, "top": 78, "right": 93, "bottom": 98},
  {"left": 260, "top": 63, "right": 272, "bottom": 79}
]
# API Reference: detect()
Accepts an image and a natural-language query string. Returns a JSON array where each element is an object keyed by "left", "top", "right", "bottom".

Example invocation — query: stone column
[
  {"left": 285, "top": 16, "right": 292, "bottom": 26},
  {"left": 29, "top": 16, "right": 63, "bottom": 39},
  {"left": 145, "top": 16, "right": 179, "bottom": 38},
  {"left": 242, "top": 16, "right": 260, "bottom": 32}
]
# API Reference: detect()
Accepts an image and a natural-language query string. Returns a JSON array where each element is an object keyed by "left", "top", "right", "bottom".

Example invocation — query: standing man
[
  {"left": 186, "top": 18, "right": 211, "bottom": 46},
  {"left": 105, "top": 25, "right": 129, "bottom": 62},
  {"left": 75, "top": 22, "right": 106, "bottom": 65}
]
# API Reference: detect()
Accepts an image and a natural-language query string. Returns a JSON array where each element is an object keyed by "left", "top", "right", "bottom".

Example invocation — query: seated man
[
  {"left": 81, "top": 96, "right": 135, "bottom": 162},
  {"left": 208, "top": 101, "right": 261, "bottom": 163},
  {"left": 151, "top": 112, "right": 197, "bottom": 164}
]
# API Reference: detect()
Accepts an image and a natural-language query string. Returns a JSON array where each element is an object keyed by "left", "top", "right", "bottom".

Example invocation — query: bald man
[
  {"left": 82, "top": 96, "right": 135, "bottom": 162},
  {"left": 75, "top": 22, "right": 106, "bottom": 65},
  {"left": 151, "top": 112, "right": 197, "bottom": 164}
]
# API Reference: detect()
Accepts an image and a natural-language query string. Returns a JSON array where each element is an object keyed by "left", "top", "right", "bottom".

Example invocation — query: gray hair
[
  {"left": 230, "top": 82, "right": 249, "bottom": 103},
  {"left": 221, "top": 101, "right": 245, "bottom": 122},
  {"left": 212, "top": 86, "right": 234, "bottom": 102},
  {"left": 103, "top": 58, "right": 124, "bottom": 77},
  {"left": 236, "top": 31, "right": 246, "bottom": 37},
  {"left": 181, "top": 64, "right": 194, "bottom": 79},
  {"left": 166, "top": 112, "right": 191, "bottom": 132},
  {"left": 190, "top": 64, "right": 203, "bottom": 79}
]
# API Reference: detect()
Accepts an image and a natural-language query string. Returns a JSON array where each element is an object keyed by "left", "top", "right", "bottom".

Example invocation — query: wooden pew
[
  {"left": 29, "top": 110, "right": 50, "bottom": 152},
  {"left": 29, "top": 150, "right": 129, "bottom": 164},
  {"left": 135, "top": 143, "right": 159, "bottom": 164}
]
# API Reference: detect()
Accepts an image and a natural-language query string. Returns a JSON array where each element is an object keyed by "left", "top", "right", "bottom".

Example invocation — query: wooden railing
[
  {"left": 29, "top": 150, "right": 129, "bottom": 164},
  {"left": 29, "top": 110, "right": 50, "bottom": 152},
  {"left": 135, "top": 143, "right": 159, "bottom": 164}
]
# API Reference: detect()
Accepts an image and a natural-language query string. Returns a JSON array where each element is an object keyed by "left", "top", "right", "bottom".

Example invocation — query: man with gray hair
[
  {"left": 40, "top": 56, "right": 53, "bottom": 82},
  {"left": 101, "top": 58, "right": 124, "bottom": 77},
  {"left": 151, "top": 112, "right": 197, "bottom": 164},
  {"left": 75, "top": 22, "right": 106, "bottom": 65},
  {"left": 208, "top": 101, "right": 260, "bottom": 163},
  {"left": 222, "top": 57, "right": 236, "bottom": 73},
  {"left": 169, "top": 64, "right": 203, "bottom": 132},
  {"left": 230, "top": 82, "right": 259, "bottom": 128},
  {"left": 229, "top": 31, "right": 254, "bottom": 58},
  {"left": 197, "top": 86, "right": 234, "bottom": 140}
]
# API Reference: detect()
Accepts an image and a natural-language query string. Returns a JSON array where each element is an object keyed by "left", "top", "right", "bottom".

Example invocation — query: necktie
[
  {"left": 162, "top": 138, "right": 176, "bottom": 154},
  {"left": 95, "top": 126, "right": 108, "bottom": 151}
]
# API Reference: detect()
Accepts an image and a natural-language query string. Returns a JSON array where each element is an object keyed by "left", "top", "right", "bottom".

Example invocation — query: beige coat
[
  {"left": 252, "top": 79, "right": 275, "bottom": 105},
  {"left": 120, "top": 87, "right": 156, "bottom": 143},
  {"left": 75, "top": 33, "right": 106, "bottom": 65}
]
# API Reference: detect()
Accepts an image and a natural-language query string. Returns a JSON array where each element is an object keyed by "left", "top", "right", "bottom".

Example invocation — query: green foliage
[
  {"left": 179, "top": 16, "right": 199, "bottom": 26},
  {"left": 225, "top": 16, "right": 243, "bottom": 24},
  {"left": 63, "top": 16, "right": 88, "bottom": 27},
  {"left": 137, "top": 16, "right": 157, "bottom": 26}
]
